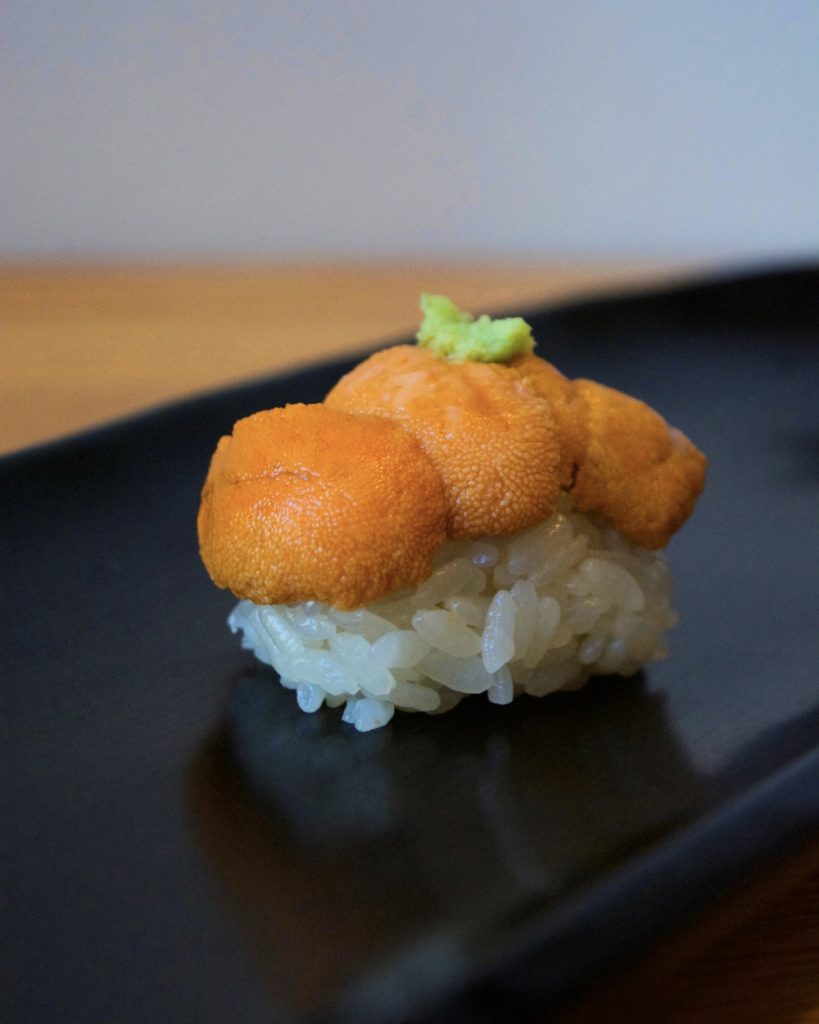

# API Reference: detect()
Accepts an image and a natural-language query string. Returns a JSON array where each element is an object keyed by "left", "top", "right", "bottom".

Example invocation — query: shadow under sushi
[{"left": 186, "top": 666, "right": 705, "bottom": 1023}]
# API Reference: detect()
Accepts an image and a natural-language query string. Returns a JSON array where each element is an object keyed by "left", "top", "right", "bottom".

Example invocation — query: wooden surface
[
  {"left": 1, "top": 259, "right": 688, "bottom": 455},
  {"left": 3, "top": 260, "right": 819, "bottom": 1019}
]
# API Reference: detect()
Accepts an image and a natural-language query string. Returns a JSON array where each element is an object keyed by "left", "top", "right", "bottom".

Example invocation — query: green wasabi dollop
[{"left": 416, "top": 294, "right": 534, "bottom": 363}]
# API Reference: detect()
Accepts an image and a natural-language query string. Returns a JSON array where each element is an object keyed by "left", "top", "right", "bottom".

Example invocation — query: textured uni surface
[
  {"left": 198, "top": 403, "right": 447, "bottom": 608},
  {"left": 326, "top": 345, "right": 566, "bottom": 538},
  {"left": 327, "top": 344, "right": 706, "bottom": 548},
  {"left": 199, "top": 337, "right": 706, "bottom": 610}
]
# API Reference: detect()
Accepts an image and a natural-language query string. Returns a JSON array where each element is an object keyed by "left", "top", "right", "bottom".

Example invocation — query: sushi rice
[{"left": 228, "top": 497, "right": 677, "bottom": 731}]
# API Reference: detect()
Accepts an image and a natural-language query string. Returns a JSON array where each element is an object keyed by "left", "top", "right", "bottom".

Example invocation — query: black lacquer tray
[{"left": 4, "top": 265, "right": 818, "bottom": 1023}]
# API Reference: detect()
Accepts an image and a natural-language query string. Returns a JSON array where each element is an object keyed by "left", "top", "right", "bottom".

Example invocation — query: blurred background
[{"left": 2, "top": 0, "right": 817, "bottom": 262}]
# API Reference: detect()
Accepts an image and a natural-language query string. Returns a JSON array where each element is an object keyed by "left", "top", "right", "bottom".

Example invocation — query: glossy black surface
[{"left": 4, "top": 265, "right": 819, "bottom": 1024}]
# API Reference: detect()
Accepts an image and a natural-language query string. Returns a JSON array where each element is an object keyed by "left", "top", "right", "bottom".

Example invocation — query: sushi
[{"left": 198, "top": 295, "right": 706, "bottom": 731}]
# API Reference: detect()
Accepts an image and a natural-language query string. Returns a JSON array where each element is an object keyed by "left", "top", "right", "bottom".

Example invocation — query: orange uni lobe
[
  {"left": 326, "top": 345, "right": 565, "bottom": 538},
  {"left": 197, "top": 403, "right": 448, "bottom": 609},
  {"left": 570, "top": 380, "right": 707, "bottom": 549}
]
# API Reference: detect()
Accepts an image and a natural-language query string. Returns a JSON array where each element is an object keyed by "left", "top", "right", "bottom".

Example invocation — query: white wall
[{"left": 2, "top": 1, "right": 817, "bottom": 260}]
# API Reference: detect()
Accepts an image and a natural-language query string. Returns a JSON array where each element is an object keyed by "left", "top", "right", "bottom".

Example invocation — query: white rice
[{"left": 228, "top": 498, "right": 677, "bottom": 731}]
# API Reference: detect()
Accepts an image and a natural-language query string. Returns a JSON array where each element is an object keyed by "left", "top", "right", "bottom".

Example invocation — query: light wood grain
[
  {"left": 1, "top": 259, "right": 687, "bottom": 455},
  {"left": 3, "top": 260, "right": 818, "bottom": 1022}
]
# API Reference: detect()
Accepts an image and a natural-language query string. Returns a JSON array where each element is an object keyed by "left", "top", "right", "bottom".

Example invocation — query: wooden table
[{"left": 3, "top": 261, "right": 818, "bottom": 1021}]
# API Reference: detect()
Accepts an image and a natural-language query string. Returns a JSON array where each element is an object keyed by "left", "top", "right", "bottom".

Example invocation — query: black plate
[{"left": 4, "top": 265, "right": 819, "bottom": 1024}]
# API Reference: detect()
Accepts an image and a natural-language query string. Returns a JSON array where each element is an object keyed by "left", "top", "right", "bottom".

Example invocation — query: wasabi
[{"left": 416, "top": 294, "right": 535, "bottom": 363}]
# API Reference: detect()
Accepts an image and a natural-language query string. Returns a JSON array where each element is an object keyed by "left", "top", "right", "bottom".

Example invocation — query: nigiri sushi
[{"left": 198, "top": 295, "right": 706, "bottom": 731}]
